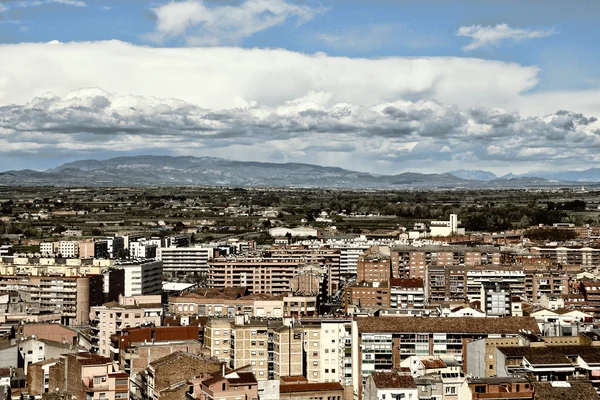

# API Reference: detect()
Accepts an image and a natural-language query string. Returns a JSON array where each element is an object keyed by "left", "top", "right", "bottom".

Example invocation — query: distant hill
[
  {"left": 0, "top": 155, "right": 594, "bottom": 189},
  {"left": 450, "top": 169, "right": 498, "bottom": 181}
]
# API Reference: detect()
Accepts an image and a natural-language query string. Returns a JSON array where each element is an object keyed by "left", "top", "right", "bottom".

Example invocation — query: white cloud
[
  {"left": 457, "top": 23, "right": 555, "bottom": 51},
  {"left": 149, "top": 0, "right": 323, "bottom": 45},
  {"left": 0, "top": 40, "right": 599, "bottom": 173},
  {"left": 1, "top": 87, "right": 600, "bottom": 173},
  {"left": 0, "top": 41, "right": 541, "bottom": 112}
]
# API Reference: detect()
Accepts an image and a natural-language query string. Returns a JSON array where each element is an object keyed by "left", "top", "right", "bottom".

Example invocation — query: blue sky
[{"left": 1, "top": 0, "right": 600, "bottom": 174}]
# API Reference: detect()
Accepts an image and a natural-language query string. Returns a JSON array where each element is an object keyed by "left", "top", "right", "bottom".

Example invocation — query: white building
[
  {"left": 158, "top": 246, "right": 214, "bottom": 279},
  {"left": 116, "top": 259, "right": 163, "bottom": 297},
  {"left": 364, "top": 372, "right": 418, "bottom": 400},
  {"left": 58, "top": 241, "right": 79, "bottom": 258},
  {"left": 129, "top": 239, "right": 158, "bottom": 259},
  {"left": 329, "top": 243, "right": 371, "bottom": 278},
  {"left": 429, "top": 214, "right": 465, "bottom": 237},
  {"left": 39, "top": 242, "right": 55, "bottom": 255},
  {"left": 0, "top": 245, "right": 13, "bottom": 257},
  {"left": 268, "top": 226, "right": 318, "bottom": 237}
]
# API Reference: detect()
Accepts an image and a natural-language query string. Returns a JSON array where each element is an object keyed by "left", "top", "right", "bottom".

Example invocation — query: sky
[{"left": 1, "top": 0, "right": 600, "bottom": 175}]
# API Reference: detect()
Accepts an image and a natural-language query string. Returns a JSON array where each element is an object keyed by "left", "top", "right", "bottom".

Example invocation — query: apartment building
[
  {"left": 90, "top": 295, "right": 163, "bottom": 357},
  {"left": 529, "top": 245, "right": 600, "bottom": 266},
  {"left": 58, "top": 241, "right": 80, "bottom": 258},
  {"left": 426, "top": 265, "right": 526, "bottom": 305},
  {"left": 158, "top": 246, "right": 214, "bottom": 280},
  {"left": 344, "top": 281, "right": 390, "bottom": 312},
  {"left": 579, "top": 281, "right": 600, "bottom": 318},
  {"left": 48, "top": 353, "right": 129, "bottom": 400},
  {"left": 79, "top": 240, "right": 110, "bottom": 259},
  {"left": 389, "top": 278, "right": 425, "bottom": 309},
  {"left": 351, "top": 316, "right": 540, "bottom": 395},
  {"left": 523, "top": 266, "right": 570, "bottom": 303},
  {"left": 114, "top": 259, "right": 163, "bottom": 297},
  {"left": 267, "top": 245, "right": 341, "bottom": 298},
  {"left": 392, "top": 246, "right": 510, "bottom": 279},
  {"left": 169, "top": 291, "right": 284, "bottom": 318},
  {"left": 480, "top": 282, "right": 512, "bottom": 317},
  {"left": 208, "top": 256, "right": 304, "bottom": 295},
  {"left": 0, "top": 257, "right": 110, "bottom": 277},
  {"left": 300, "top": 318, "right": 353, "bottom": 386},
  {"left": 129, "top": 239, "right": 158, "bottom": 259},
  {"left": 39, "top": 242, "right": 55, "bottom": 255},
  {"left": 272, "top": 323, "right": 304, "bottom": 380},
  {"left": 357, "top": 246, "right": 391, "bottom": 283},
  {"left": 0, "top": 274, "right": 104, "bottom": 325},
  {"left": 327, "top": 242, "right": 371, "bottom": 278},
  {"left": 205, "top": 317, "right": 304, "bottom": 381}
]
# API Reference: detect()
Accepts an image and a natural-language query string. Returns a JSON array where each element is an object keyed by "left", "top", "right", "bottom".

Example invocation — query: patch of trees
[
  {"left": 524, "top": 228, "right": 578, "bottom": 241},
  {"left": 547, "top": 200, "right": 586, "bottom": 211}
]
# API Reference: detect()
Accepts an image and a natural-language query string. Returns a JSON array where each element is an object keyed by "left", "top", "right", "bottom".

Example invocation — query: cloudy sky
[{"left": 1, "top": 0, "right": 600, "bottom": 175}]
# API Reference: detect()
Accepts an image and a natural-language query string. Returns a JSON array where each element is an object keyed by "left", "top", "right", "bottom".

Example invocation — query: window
[
  {"left": 475, "top": 386, "right": 486, "bottom": 393},
  {"left": 313, "top": 361, "right": 318, "bottom": 366},
  {"left": 446, "top": 387, "right": 456, "bottom": 395}
]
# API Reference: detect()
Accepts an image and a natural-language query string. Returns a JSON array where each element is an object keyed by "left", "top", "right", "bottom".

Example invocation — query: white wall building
[
  {"left": 39, "top": 242, "right": 55, "bottom": 255},
  {"left": 116, "top": 259, "right": 163, "bottom": 297},
  {"left": 58, "top": 241, "right": 79, "bottom": 258},
  {"left": 430, "top": 214, "right": 465, "bottom": 237},
  {"left": 129, "top": 239, "right": 158, "bottom": 259},
  {"left": 158, "top": 246, "right": 214, "bottom": 279}
]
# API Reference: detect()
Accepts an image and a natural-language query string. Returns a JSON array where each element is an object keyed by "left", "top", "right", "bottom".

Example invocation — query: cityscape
[
  {"left": 1, "top": 185, "right": 600, "bottom": 399},
  {"left": 2, "top": 0, "right": 600, "bottom": 399}
]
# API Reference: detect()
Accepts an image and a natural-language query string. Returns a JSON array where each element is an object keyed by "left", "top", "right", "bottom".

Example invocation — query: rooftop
[
  {"left": 357, "top": 316, "right": 540, "bottom": 334},
  {"left": 532, "top": 382, "right": 599, "bottom": 400},
  {"left": 279, "top": 382, "right": 344, "bottom": 393},
  {"left": 370, "top": 372, "right": 417, "bottom": 389}
]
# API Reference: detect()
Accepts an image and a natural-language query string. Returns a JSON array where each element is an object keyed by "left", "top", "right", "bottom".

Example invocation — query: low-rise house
[
  {"left": 195, "top": 365, "right": 258, "bottom": 400},
  {"left": 140, "top": 351, "right": 222, "bottom": 400},
  {"left": 364, "top": 372, "right": 417, "bottom": 400},
  {"left": 278, "top": 381, "right": 344, "bottom": 400},
  {"left": 468, "top": 377, "right": 533, "bottom": 400}
]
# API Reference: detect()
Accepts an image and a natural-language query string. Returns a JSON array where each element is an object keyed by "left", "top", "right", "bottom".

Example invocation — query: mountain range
[{"left": 0, "top": 155, "right": 598, "bottom": 189}]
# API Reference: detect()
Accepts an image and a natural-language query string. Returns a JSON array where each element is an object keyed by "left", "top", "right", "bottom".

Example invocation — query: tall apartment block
[
  {"left": 0, "top": 274, "right": 103, "bottom": 325},
  {"left": 89, "top": 295, "right": 163, "bottom": 357},
  {"left": 208, "top": 257, "right": 304, "bottom": 295},
  {"left": 158, "top": 246, "right": 214, "bottom": 280},
  {"left": 114, "top": 259, "right": 163, "bottom": 297}
]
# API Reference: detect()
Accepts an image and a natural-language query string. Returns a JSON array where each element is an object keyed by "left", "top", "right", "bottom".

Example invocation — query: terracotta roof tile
[
  {"left": 357, "top": 316, "right": 540, "bottom": 334},
  {"left": 371, "top": 372, "right": 417, "bottom": 389}
]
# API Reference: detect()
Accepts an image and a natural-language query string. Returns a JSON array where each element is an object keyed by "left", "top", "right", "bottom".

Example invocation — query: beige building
[
  {"left": 0, "top": 274, "right": 104, "bottom": 325},
  {"left": 90, "top": 295, "right": 163, "bottom": 358},
  {"left": 48, "top": 353, "right": 129, "bottom": 400},
  {"left": 208, "top": 257, "right": 304, "bottom": 295}
]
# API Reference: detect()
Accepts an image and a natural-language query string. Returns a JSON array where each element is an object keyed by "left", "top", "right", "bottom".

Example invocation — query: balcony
[{"left": 83, "top": 378, "right": 109, "bottom": 392}]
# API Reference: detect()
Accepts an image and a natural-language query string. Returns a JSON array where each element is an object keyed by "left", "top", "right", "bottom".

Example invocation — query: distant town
[{"left": 1, "top": 185, "right": 600, "bottom": 400}]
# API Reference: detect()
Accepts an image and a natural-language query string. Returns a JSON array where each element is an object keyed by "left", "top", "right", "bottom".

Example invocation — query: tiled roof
[
  {"left": 421, "top": 359, "right": 446, "bottom": 369},
  {"left": 150, "top": 351, "right": 222, "bottom": 392},
  {"left": 499, "top": 345, "right": 600, "bottom": 365},
  {"left": 75, "top": 353, "right": 112, "bottom": 365},
  {"left": 389, "top": 278, "right": 424, "bottom": 288},
  {"left": 357, "top": 316, "right": 540, "bottom": 334},
  {"left": 532, "top": 382, "right": 599, "bottom": 400},
  {"left": 370, "top": 372, "right": 417, "bottom": 389},
  {"left": 279, "top": 382, "right": 344, "bottom": 393}
]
